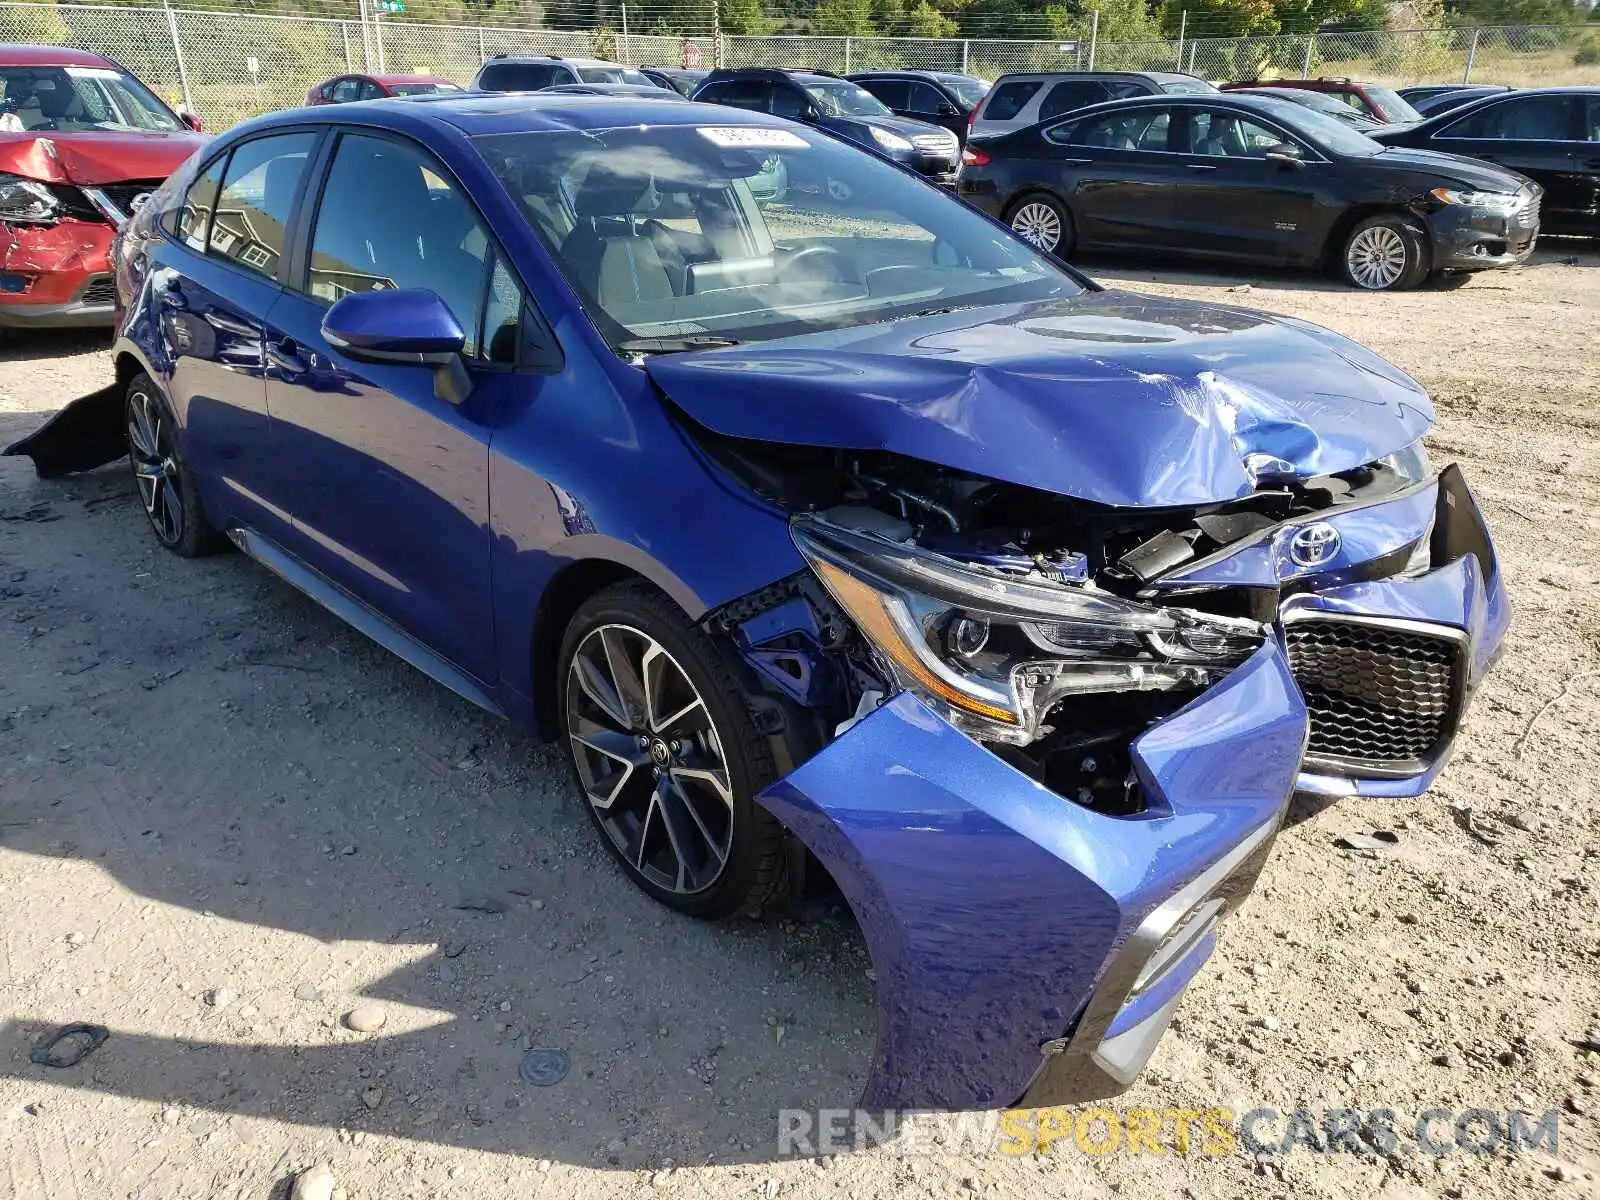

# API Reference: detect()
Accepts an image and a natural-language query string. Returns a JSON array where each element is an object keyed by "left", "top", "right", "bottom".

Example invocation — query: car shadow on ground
[
  {"left": 0, "top": 415, "right": 875, "bottom": 1170},
  {"left": 0, "top": 328, "right": 113, "bottom": 362},
  {"left": 1081, "top": 242, "right": 1597, "bottom": 293}
]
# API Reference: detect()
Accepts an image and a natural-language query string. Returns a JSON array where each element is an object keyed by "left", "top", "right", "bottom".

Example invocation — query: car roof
[
  {"left": 849, "top": 69, "right": 981, "bottom": 82},
  {"left": 483, "top": 55, "right": 622, "bottom": 67},
  {"left": 368, "top": 73, "right": 454, "bottom": 85},
  {"left": 0, "top": 43, "right": 117, "bottom": 68},
  {"left": 991, "top": 69, "right": 1189, "bottom": 83},
  {"left": 235, "top": 91, "right": 788, "bottom": 138}
]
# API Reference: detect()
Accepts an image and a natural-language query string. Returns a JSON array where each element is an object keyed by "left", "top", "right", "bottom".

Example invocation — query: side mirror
[
  {"left": 799, "top": 104, "right": 821, "bottom": 123},
  {"left": 181, "top": 111, "right": 204, "bottom": 132},
  {"left": 937, "top": 101, "right": 960, "bottom": 118},
  {"left": 322, "top": 288, "right": 472, "bottom": 405},
  {"left": 1264, "top": 142, "right": 1304, "bottom": 170}
]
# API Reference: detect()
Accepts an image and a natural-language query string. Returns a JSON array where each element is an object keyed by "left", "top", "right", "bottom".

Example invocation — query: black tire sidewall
[
  {"left": 1343, "top": 215, "right": 1429, "bottom": 291},
  {"left": 1005, "top": 192, "right": 1074, "bottom": 258},
  {"left": 556, "top": 582, "right": 785, "bottom": 919},
  {"left": 124, "top": 372, "right": 226, "bottom": 558}
]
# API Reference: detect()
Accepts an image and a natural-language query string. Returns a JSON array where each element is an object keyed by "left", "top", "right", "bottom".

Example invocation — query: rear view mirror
[
  {"left": 1264, "top": 142, "right": 1304, "bottom": 170},
  {"left": 322, "top": 288, "right": 472, "bottom": 404}
]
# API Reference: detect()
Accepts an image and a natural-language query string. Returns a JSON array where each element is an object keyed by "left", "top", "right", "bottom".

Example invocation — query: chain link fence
[{"left": 1, "top": 2, "right": 1596, "bottom": 130}]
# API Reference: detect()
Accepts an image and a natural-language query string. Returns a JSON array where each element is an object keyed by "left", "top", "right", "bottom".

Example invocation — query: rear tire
[
  {"left": 124, "top": 373, "right": 227, "bottom": 558},
  {"left": 1005, "top": 193, "right": 1074, "bottom": 258},
  {"left": 557, "top": 581, "right": 787, "bottom": 920},
  {"left": 1341, "top": 214, "right": 1429, "bottom": 291}
]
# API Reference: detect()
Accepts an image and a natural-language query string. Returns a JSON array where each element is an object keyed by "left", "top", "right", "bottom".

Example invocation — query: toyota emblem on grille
[{"left": 1289, "top": 522, "right": 1341, "bottom": 568}]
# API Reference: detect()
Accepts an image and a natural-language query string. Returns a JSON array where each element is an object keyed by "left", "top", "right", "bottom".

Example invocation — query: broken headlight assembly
[
  {"left": 792, "top": 516, "right": 1265, "bottom": 747},
  {"left": 0, "top": 174, "right": 60, "bottom": 224}
]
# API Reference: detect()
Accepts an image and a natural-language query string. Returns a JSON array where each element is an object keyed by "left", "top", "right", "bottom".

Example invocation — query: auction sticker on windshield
[{"left": 697, "top": 127, "right": 809, "bottom": 149}]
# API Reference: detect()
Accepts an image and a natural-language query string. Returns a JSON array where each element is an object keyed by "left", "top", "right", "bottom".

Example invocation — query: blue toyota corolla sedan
[{"left": 7, "top": 93, "right": 1508, "bottom": 1112}]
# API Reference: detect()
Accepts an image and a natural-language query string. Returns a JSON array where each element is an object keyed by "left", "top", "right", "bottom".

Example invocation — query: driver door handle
[
  {"left": 1057, "top": 157, "right": 1093, "bottom": 165},
  {"left": 266, "top": 337, "right": 308, "bottom": 375},
  {"left": 1186, "top": 162, "right": 1219, "bottom": 171}
]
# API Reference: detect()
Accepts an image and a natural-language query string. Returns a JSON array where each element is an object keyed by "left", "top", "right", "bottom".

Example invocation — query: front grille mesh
[
  {"left": 912, "top": 133, "right": 956, "bottom": 151},
  {"left": 1285, "top": 619, "right": 1460, "bottom": 769},
  {"left": 96, "top": 181, "right": 162, "bottom": 219}
]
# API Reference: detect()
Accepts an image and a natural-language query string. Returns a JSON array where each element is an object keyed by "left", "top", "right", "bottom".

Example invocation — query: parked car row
[{"left": 7, "top": 84, "right": 1512, "bottom": 1115}]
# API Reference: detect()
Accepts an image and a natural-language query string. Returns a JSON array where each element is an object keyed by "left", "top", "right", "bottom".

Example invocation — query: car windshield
[
  {"left": 580, "top": 66, "right": 654, "bottom": 86},
  {"left": 1260, "top": 98, "right": 1384, "bottom": 156},
  {"left": 0, "top": 65, "right": 181, "bottom": 132},
  {"left": 942, "top": 77, "right": 990, "bottom": 106},
  {"left": 1160, "top": 78, "right": 1216, "bottom": 95},
  {"left": 1362, "top": 85, "right": 1421, "bottom": 123},
  {"left": 389, "top": 81, "right": 461, "bottom": 95},
  {"left": 803, "top": 80, "right": 892, "bottom": 117},
  {"left": 475, "top": 123, "right": 1078, "bottom": 351}
]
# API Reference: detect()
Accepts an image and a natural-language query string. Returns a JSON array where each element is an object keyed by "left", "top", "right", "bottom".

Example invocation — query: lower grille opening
[
  {"left": 1285, "top": 617, "right": 1462, "bottom": 775},
  {"left": 79, "top": 277, "right": 116, "bottom": 307}
]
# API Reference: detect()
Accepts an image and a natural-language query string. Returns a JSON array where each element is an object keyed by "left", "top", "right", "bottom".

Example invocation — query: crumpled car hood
[
  {"left": 646, "top": 291, "right": 1434, "bottom": 508},
  {"left": 0, "top": 130, "right": 207, "bottom": 185}
]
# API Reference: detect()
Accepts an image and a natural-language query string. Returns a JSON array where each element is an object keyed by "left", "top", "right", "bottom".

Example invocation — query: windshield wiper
[{"left": 616, "top": 334, "right": 743, "bottom": 355}]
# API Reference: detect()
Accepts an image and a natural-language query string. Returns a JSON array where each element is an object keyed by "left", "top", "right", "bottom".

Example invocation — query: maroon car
[
  {"left": 1, "top": 43, "right": 206, "bottom": 329},
  {"left": 1221, "top": 78, "right": 1422, "bottom": 123},
  {"left": 305, "top": 73, "right": 462, "bottom": 105}
]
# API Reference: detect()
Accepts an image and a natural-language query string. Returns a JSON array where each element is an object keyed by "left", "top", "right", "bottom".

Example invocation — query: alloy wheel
[
  {"left": 1010, "top": 202, "right": 1062, "bottom": 252},
  {"left": 127, "top": 387, "right": 184, "bottom": 545},
  {"left": 565, "top": 624, "right": 735, "bottom": 895},
  {"left": 1345, "top": 225, "right": 1407, "bottom": 289}
]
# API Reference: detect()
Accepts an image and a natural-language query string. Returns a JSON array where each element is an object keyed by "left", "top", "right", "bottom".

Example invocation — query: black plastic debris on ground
[{"left": 30, "top": 1023, "right": 109, "bottom": 1068}]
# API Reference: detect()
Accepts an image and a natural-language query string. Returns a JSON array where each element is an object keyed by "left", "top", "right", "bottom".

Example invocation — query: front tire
[
  {"left": 557, "top": 581, "right": 787, "bottom": 919},
  {"left": 1341, "top": 215, "right": 1429, "bottom": 291},
  {"left": 1005, "top": 193, "right": 1074, "bottom": 258},
  {"left": 124, "top": 373, "right": 226, "bottom": 557}
]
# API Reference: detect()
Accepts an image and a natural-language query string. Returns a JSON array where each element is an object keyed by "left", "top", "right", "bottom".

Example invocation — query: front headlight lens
[
  {"left": 0, "top": 174, "right": 59, "bottom": 223},
  {"left": 1430, "top": 186, "right": 1519, "bottom": 214},
  {"left": 869, "top": 127, "right": 913, "bottom": 152},
  {"left": 793, "top": 517, "right": 1265, "bottom": 744}
]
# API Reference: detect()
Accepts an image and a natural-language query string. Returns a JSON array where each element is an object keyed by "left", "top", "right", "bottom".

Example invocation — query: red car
[
  {"left": 1, "top": 44, "right": 205, "bottom": 329},
  {"left": 305, "top": 73, "right": 463, "bottom": 105},
  {"left": 1220, "top": 78, "right": 1422, "bottom": 123}
]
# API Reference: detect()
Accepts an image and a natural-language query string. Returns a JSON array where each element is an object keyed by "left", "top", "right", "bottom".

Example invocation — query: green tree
[
  {"left": 1069, "top": 0, "right": 1160, "bottom": 41},
  {"left": 719, "top": 0, "right": 770, "bottom": 35},
  {"left": 874, "top": 0, "right": 957, "bottom": 35},
  {"left": 1159, "top": 0, "right": 1279, "bottom": 37},
  {"left": 813, "top": 0, "right": 876, "bottom": 35}
]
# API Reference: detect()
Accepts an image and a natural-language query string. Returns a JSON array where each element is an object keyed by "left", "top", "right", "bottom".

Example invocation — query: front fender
[{"left": 757, "top": 640, "right": 1308, "bottom": 1110}]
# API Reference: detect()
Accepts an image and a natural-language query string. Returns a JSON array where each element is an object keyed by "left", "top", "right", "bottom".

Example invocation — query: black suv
[
  {"left": 691, "top": 67, "right": 961, "bottom": 185},
  {"left": 473, "top": 55, "right": 656, "bottom": 92},
  {"left": 847, "top": 70, "right": 991, "bottom": 141}
]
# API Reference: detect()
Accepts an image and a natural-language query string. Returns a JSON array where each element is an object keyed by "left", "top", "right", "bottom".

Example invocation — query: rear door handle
[
  {"left": 1186, "top": 163, "right": 1218, "bottom": 171},
  {"left": 266, "top": 338, "right": 308, "bottom": 375},
  {"left": 1057, "top": 157, "right": 1093, "bottom": 165},
  {"left": 1585, "top": 157, "right": 1600, "bottom": 169}
]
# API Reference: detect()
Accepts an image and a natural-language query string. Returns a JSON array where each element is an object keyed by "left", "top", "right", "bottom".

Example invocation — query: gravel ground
[{"left": 2, "top": 248, "right": 1599, "bottom": 1200}]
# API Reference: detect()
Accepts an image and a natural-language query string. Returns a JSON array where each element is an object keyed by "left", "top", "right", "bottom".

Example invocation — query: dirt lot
[{"left": 3, "top": 248, "right": 1599, "bottom": 1200}]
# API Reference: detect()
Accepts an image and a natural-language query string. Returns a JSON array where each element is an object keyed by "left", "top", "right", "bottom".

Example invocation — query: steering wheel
[{"left": 775, "top": 244, "right": 851, "bottom": 283}]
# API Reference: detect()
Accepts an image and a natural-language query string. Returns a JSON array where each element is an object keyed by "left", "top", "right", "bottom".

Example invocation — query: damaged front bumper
[
  {"left": 0, "top": 218, "right": 116, "bottom": 328},
  {"left": 758, "top": 639, "right": 1307, "bottom": 1111},
  {"left": 1156, "top": 464, "right": 1506, "bottom": 798}
]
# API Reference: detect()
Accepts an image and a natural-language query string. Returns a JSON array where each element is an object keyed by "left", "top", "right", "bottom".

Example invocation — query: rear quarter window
[
  {"left": 983, "top": 80, "right": 1043, "bottom": 122},
  {"left": 478, "top": 63, "right": 563, "bottom": 91}
]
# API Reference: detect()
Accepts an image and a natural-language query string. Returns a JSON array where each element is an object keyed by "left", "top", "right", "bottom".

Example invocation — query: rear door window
[
  {"left": 1039, "top": 80, "right": 1110, "bottom": 119},
  {"left": 983, "top": 80, "right": 1043, "bottom": 122},
  {"left": 330, "top": 77, "right": 361, "bottom": 102},
  {"left": 1441, "top": 95, "right": 1575, "bottom": 141},
  {"left": 1049, "top": 107, "right": 1170, "bottom": 151},
  {"left": 206, "top": 132, "right": 316, "bottom": 279},
  {"left": 698, "top": 79, "right": 765, "bottom": 109}
]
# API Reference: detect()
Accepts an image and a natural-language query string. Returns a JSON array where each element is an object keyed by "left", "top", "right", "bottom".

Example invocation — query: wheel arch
[
  {"left": 1321, "top": 203, "right": 1432, "bottom": 273},
  {"left": 528, "top": 557, "right": 654, "bottom": 740}
]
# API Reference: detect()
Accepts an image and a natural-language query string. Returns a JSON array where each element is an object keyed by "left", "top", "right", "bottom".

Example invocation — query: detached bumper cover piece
[{"left": 758, "top": 640, "right": 1307, "bottom": 1111}]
